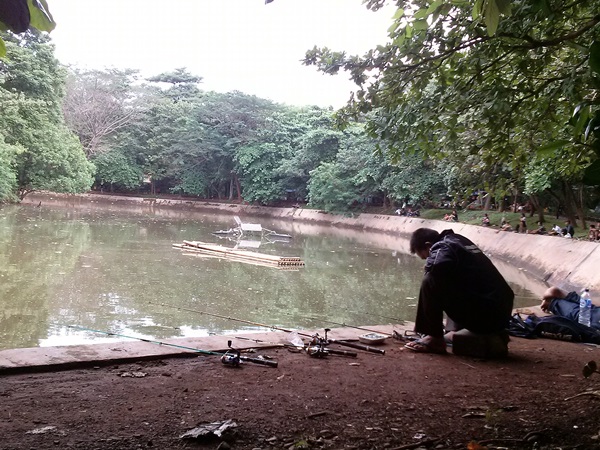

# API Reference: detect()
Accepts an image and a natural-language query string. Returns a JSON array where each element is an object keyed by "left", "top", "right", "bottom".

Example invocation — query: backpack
[
  {"left": 531, "top": 315, "right": 600, "bottom": 344},
  {"left": 507, "top": 314, "right": 600, "bottom": 344},
  {"left": 507, "top": 313, "right": 536, "bottom": 339}
]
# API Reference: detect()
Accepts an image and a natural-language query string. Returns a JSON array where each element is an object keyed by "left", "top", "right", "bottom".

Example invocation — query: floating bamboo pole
[
  {"left": 173, "top": 241, "right": 305, "bottom": 268},
  {"left": 184, "top": 241, "right": 302, "bottom": 262},
  {"left": 182, "top": 252, "right": 302, "bottom": 271}
]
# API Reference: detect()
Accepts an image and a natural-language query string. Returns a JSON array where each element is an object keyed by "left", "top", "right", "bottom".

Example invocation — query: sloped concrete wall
[{"left": 22, "top": 193, "right": 600, "bottom": 292}]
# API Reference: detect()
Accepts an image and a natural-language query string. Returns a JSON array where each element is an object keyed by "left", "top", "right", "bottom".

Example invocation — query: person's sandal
[{"left": 404, "top": 339, "right": 447, "bottom": 354}]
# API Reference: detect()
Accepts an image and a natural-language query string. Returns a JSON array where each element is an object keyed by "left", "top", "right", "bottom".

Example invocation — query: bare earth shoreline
[
  {"left": 2, "top": 193, "right": 599, "bottom": 450},
  {"left": 1, "top": 335, "right": 600, "bottom": 450}
]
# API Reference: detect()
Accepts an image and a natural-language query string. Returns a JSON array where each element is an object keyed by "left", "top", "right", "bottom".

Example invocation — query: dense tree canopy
[
  {"left": 306, "top": 1, "right": 599, "bottom": 164},
  {"left": 0, "top": 32, "right": 94, "bottom": 200},
  {"left": 303, "top": 0, "right": 600, "bottom": 220},
  {"left": 1, "top": 1, "right": 599, "bottom": 221}
]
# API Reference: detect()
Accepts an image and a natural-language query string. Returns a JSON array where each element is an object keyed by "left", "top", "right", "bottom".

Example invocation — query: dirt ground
[{"left": 1, "top": 335, "right": 600, "bottom": 450}]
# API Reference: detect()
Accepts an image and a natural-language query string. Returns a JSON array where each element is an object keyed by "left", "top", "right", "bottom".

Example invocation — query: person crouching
[{"left": 405, "top": 228, "right": 514, "bottom": 354}]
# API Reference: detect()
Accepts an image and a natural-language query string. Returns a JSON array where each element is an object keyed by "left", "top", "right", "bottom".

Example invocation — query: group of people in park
[
  {"left": 404, "top": 226, "right": 596, "bottom": 356},
  {"left": 445, "top": 208, "right": 598, "bottom": 242},
  {"left": 487, "top": 215, "right": 600, "bottom": 241}
]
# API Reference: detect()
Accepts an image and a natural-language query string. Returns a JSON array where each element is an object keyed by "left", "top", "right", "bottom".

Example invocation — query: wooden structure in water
[
  {"left": 173, "top": 241, "right": 305, "bottom": 270},
  {"left": 212, "top": 216, "right": 292, "bottom": 240}
]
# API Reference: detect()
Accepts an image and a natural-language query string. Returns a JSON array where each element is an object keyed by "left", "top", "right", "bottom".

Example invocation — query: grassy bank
[{"left": 418, "top": 209, "right": 592, "bottom": 238}]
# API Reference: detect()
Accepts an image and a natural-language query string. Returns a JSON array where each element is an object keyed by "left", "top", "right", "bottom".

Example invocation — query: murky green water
[{"left": 0, "top": 202, "right": 541, "bottom": 350}]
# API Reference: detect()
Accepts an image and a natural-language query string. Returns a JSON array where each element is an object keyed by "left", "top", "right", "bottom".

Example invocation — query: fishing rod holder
[{"left": 220, "top": 340, "right": 242, "bottom": 367}]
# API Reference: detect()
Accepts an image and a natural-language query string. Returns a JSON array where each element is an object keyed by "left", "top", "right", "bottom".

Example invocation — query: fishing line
[
  {"left": 147, "top": 301, "right": 386, "bottom": 355},
  {"left": 276, "top": 309, "right": 395, "bottom": 337},
  {"left": 67, "top": 324, "right": 278, "bottom": 368}
]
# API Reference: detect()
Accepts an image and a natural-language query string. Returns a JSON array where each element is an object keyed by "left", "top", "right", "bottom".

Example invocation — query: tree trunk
[
  {"left": 529, "top": 194, "right": 545, "bottom": 224},
  {"left": 232, "top": 173, "right": 243, "bottom": 202},
  {"left": 484, "top": 193, "right": 492, "bottom": 210},
  {"left": 511, "top": 187, "right": 519, "bottom": 213},
  {"left": 561, "top": 181, "right": 579, "bottom": 229},
  {"left": 577, "top": 185, "right": 587, "bottom": 230},
  {"left": 497, "top": 195, "right": 506, "bottom": 212}
]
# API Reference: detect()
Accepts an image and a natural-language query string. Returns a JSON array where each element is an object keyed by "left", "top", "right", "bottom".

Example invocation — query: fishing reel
[
  {"left": 305, "top": 331, "right": 330, "bottom": 358},
  {"left": 220, "top": 340, "right": 242, "bottom": 367}
]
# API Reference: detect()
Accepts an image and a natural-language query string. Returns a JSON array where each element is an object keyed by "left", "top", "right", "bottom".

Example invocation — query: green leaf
[
  {"left": 392, "top": 8, "right": 404, "bottom": 19},
  {"left": 495, "top": 0, "right": 512, "bottom": 15},
  {"left": 473, "top": 0, "right": 484, "bottom": 20},
  {"left": 573, "top": 105, "right": 590, "bottom": 136},
  {"left": 426, "top": 0, "right": 443, "bottom": 15},
  {"left": 27, "top": 0, "right": 56, "bottom": 32},
  {"left": 393, "top": 34, "right": 406, "bottom": 47},
  {"left": 590, "top": 41, "right": 600, "bottom": 76},
  {"left": 414, "top": 19, "right": 428, "bottom": 31},
  {"left": 585, "top": 114, "right": 600, "bottom": 141},
  {"left": 532, "top": 0, "right": 552, "bottom": 14},
  {"left": 583, "top": 160, "right": 600, "bottom": 186},
  {"left": 484, "top": 0, "right": 501, "bottom": 36},
  {"left": 0, "top": 37, "right": 5, "bottom": 58},
  {"left": 414, "top": 8, "right": 429, "bottom": 20},
  {"left": 536, "top": 140, "right": 569, "bottom": 157},
  {"left": 387, "top": 22, "right": 400, "bottom": 33}
]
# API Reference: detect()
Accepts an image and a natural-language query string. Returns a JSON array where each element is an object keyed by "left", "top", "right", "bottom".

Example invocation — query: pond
[{"left": 0, "top": 202, "right": 541, "bottom": 350}]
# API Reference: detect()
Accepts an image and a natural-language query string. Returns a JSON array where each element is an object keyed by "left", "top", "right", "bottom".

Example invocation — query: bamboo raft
[{"left": 173, "top": 241, "right": 305, "bottom": 269}]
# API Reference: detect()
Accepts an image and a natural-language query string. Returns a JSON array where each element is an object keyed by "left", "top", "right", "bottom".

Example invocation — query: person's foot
[
  {"left": 444, "top": 331, "right": 456, "bottom": 345},
  {"left": 404, "top": 335, "right": 447, "bottom": 354}
]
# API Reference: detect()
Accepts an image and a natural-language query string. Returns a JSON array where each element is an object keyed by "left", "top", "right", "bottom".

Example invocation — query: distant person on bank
[
  {"left": 562, "top": 220, "right": 575, "bottom": 238},
  {"left": 540, "top": 287, "right": 600, "bottom": 330},
  {"left": 527, "top": 221, "right": 547, "bottom": 235},
  {"left": 405, "top": 228, "right": 515, "bottom": 354}
]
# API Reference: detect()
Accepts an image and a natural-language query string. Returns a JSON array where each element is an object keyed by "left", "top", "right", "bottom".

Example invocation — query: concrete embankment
[{"left": 22, "top": 192, "right": 600, "bottom": 292}]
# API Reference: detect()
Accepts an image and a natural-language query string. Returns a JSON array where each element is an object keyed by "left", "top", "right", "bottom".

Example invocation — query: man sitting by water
[
  {"left": 405, "top": 228, "right": 514, "bottom": 354},
  {"left": 540, "top": 286, "right": 600, "bottom": 330}
]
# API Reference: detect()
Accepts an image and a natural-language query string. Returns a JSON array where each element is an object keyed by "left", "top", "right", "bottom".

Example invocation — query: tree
[
  {"left": 305, "top": 0, "right": 600, "bottom": 215},
  {"left": 92, "top": 149, "right": 143, "bottom": 192},
  {"left": 146, "top": 68, "right": 203, "bottom": 102},
  {"left": 0, "top": 133, "right": 20, "bottom": 202},
  {"left": 308, "top": 161, "right": 363, "bottom": 212},
  {"left": 307, "top": 125, "right": 385, "bottom": 212},
  {"left": 276, "top": 107, "right": 342, "bottom": 202},
  {"left": 0, "top": 32, "right": 94, "bottom": 199},
  {"left": 63, "top": 68, "right": 144, "bottom": 157}
]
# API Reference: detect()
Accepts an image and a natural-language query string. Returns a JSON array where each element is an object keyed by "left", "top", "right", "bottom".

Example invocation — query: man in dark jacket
[{"left": 405, "top": 228, "right": 514, "bottom": 353}]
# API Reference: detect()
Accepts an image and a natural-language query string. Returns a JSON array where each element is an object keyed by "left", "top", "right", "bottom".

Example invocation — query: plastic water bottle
[{"left": 579, "top": 288, "right": 592, "bottom": 328}]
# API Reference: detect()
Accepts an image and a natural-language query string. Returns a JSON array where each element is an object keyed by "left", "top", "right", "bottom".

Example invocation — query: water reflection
[{"left": 0, "top": 203, "right": 543, "bottom": 350}]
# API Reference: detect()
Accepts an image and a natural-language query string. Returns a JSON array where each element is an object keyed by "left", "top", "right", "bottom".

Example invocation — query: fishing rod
[
  {"left": 339, "top": 308, "right": 405, "bottom": 324},
  {"left": 67, "top": 325, "right": 278, "bottom": 368},
  {"left": 234, "top": 336, "right": 358, "bottom": 358},
  {"left": 148, "top": 302, "right": 385, "bottom": 355},
  {"left": 277, "top": 310, "right": 395, "bottom": 338}
]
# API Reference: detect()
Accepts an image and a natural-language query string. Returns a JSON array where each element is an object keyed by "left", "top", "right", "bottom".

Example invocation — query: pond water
[{"left": 0, "top": 202, "right": 541, "bottom": 350}]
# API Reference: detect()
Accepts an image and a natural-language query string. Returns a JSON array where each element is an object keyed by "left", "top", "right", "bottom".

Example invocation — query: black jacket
[{"left": 425, "top": 229, "right": 514, "bottom": 305}]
